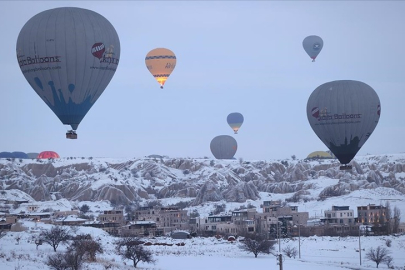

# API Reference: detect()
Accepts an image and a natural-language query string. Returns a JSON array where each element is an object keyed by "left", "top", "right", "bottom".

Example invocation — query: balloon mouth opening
[{"left": 340, "top": 165, "right": 352, "bottom": 170}]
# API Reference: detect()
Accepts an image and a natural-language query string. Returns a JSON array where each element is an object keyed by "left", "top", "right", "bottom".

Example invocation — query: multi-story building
[
  {"left": 197, "top": 213, "right": 233, "bottom": 235},
  {"left": 231, "top": 208, "right": 257, "bottom": 234},
  {"left": 98, "top": 210, "right": 125, "bottom": 225},
  {"left": 322, "top": 206, "right": 354, "bottom": 225},
  {"left": 197, "top": 209, "right": 258, "bottom": 236},
  {"left": 357, "top": 204, "right": 387, "bottom": 225},
  {"left": 135, "top": 206, "right": 189, "bottom": 234},
  {"left": 262, "top": 200, "right": 309, "bottom": 226}
]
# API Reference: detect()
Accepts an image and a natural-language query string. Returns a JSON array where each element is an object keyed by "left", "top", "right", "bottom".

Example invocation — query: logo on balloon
[
  {"left": 311, "top": 107, "right": 320, "bottom": 118},
  {"left": 91, "top": 43, "right": 105, "bottom": 59},
  {"left": 377, "top": 105, "right": 381, "bottom": 116},
  {"left": 313, "top": 43, "right": 320, "bottom": 51}
]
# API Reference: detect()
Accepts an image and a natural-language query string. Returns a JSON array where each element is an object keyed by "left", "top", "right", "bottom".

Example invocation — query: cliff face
[{"left": 1, "top": 154, "right": 405, "bottom": 205}]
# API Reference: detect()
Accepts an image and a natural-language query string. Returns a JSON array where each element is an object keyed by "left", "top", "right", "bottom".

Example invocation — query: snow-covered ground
[{"left": 0, "top": 221, "right": 404, "bottom": 270}]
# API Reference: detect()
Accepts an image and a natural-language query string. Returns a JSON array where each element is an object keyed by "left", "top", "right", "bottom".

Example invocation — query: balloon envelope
[
  {"left": 12, "top": 152, "right": 29, "bottom": 159},
  {"left": 145, "top": 48, "right": 176, "bottom": 88},
  {"left": 37, "top": 151, "right": 60, "bottom": 159},
  {"left": 227, "top": 113, "right": 244, "bottom": 134},
  {"left": 16, "top": 7, "right": 120, "bottom": 130},
  {"left": 0, "top": 152, "right": 13, "bottom": 158},
  {"left": 307, "top": 80, "right": 381, "bottom": 165},
  {"left": 303, "top": 35, "right": 323, "bottom": 61},
  {"left": 210, "top": 135, "right": 237, "bottom": 159},
  {"left": 27, "top": 152, "right": 40, "bottom": 159}
]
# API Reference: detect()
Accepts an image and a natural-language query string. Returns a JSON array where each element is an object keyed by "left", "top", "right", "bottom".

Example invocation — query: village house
[
  {"left": 262, "top": 200, "right": 309, "bottom": 226},
  {"left": 98, "top": 210, "right": 125, "bottom": 225},
  {"left": 357, "top": 204, "right": 387, "bottom": 225},
  {"left": 121, "top": 220, "right": 159, "bottom": 236},
  {"left": 0, "top": 214, "right": 18, "bottom": 231},
  {"left": 135, "top": 206, "right": 189, "bottom": 234},
  {"left": 322, "top": 206, "right": 355, "bottom": 225},
  {"left": 53, "top": 215, "right": 87, "bottom": 226}
]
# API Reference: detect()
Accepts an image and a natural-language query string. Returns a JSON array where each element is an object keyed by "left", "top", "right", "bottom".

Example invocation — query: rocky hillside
[{"left": 0, "top": 154, "right": 405, "bottom": 206}]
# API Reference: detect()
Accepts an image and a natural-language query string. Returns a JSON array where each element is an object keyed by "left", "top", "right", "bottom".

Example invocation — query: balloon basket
[
  {"left": 339, "top": 165, "right": 352, "bottom": 171},
  {"left": 66, "top": 131, "right": 77, "bottom": 139}
]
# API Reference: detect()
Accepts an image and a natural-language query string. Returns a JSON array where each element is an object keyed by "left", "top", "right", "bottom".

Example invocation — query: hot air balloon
[
  {"left": 307, "top": 80, "right": 381, "bottom": 170},
  {"left": 11, "top": 152, "right": 29, "bottom": 159},
  {"left": 27, "top": 152, "right": 40, "bottom": 159},
  {"left": 0, "top": 152, "right": 13, "bottom": 158},
  {"left": 37, "top": 151, "right": 60, "bottom": 159},
  {"left": 16, "top": 7, "right": 120, "bottom": 139},
  {"left": 210, "top": 135, "right": 237, "bottom": 159},
  {"left": 227, "top": 113, "right": 244, "bottom": 134},
  {"left": 303, "top": 35, "right": 323, "bottom": 62},
  {"left": 145, "top": 48, "right": 176, "bottom": 89}
]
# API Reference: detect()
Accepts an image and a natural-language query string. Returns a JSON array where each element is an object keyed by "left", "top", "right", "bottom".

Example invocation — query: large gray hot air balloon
[
  {"left": 210, "top": 135, "right": 237, "bottom": 159},
  {"left": 16, "top": 7, "right": 120, "bottom": 139},
  {"left": 307, "top": 80, "right": 381, "bottom": 170},
  {"left": 303, "top": 35, "right": 323, "bottom": 62}
]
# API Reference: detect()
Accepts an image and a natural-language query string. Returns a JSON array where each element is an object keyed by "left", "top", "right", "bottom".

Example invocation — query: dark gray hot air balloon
[
  {"left": 16, "top": 7, "right": 120, "bottom": 139},
  {"left": 210, "top": 135, "right": 237, "bottom": 159},
  {"left": 307, "top": 80, "right": 381, "bottom": 170},
  {"left": 227, "top": 112, "right": 244, "bottom": 134},
  {"left": 303, "top": 35, "right": 323, "bottom": 62}
]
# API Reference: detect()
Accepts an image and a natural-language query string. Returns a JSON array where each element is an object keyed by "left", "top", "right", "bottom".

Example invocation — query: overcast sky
[{"left": 1, "top": 1, "right": 404, "bottom": 161}]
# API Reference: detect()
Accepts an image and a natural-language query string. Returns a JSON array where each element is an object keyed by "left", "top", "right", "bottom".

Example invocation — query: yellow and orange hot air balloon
[{"left": 145, "top": 48, "right": 176, "bottom": 89}]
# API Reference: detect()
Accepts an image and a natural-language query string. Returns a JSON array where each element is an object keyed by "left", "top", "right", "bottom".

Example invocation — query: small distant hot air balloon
[
  {"left": 37, "top": 151, "right": 60, "bottom": 159},
  {"left": 16, "top": 7, "right": 120, "bottom": 139},
  {"left": 11, "top": 152, "right": 29, "bottom": 159},
  {"left": 303, "top": 35, "right": 323, "bottom": 62},
  {"left": 145, "top": 48, "right": 176, "bottom": 89},
  {"left": 0, "top": 152, "right": 13, "bottom": 158},
  {"left": 227, "top": 113, "right": 244, "bottom": 134},
  {"left": 307, "top": 80, "right": 381, "bottom": 170},
  {"left": 27, "top": 152, "right": 40, "bottom": 159},
  {"left": 210, "top": 135, "right": 237, "bottom": 159}
]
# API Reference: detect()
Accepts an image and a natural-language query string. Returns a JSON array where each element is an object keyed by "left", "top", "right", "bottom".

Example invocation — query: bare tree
[
  {"left": 365, "top": 246, "right": 391, "bottom": 268},
  {"left": 63, "top": 250, "right": 82, "bottom": 270},
  {"left": 47, "top": 250, "right": 82, "bottom": 270},
  {"left": 385, "top": 255, "right": 394, "bottom": 269},
  {"left": 40, "top": 225, "right": 70, "bottom": 252},
  {"left": 239, "top": 233, "right": 275, "bottom": 258},
  {"left": 282, "top": 245, "right": 298, "bottom": 258},
  {"left": 46, "top": 252, "right": 69, "bottom": 270},
  {"left": 116, "top": 237, "right": 156, "bottom": 268},
  {"left": 69, "top": 235, "right": 103, "bottom": 262}
]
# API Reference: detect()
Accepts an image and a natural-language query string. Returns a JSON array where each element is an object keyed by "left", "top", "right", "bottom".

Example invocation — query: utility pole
[
  {"left": 359, "top": 225, "right": 362, "bottom": 265},
  {"left": 277, "top": 222, "right": 281, "bottom": 252},
  {"left": 277, "top": 254, "right": 283, "bottom": 270},
  {"left": 298, "top": 224, "right": 301, "bottom": 259}
]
